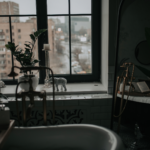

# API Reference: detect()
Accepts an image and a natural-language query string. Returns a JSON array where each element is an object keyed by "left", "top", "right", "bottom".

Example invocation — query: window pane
[
  {"left": 0, "top": 0, "right": 36, "bottom": 15},
  {"left": 48, "top": 16, "right": 70, "bottom": 74},
  {"left": 71, "top": 0, "right": 91, "bottom": 14},
  {"left": 71, "top": 16, "right": 92, "bottom": 74},
  {"left": 0, "top": 17, "right": 12, "bottom": 79},
  {"left": 11, "top": 17, "right": 38, "bottom": 78},
  {"left": 47, "top": 0, "right": 68, "bottom": 14}
]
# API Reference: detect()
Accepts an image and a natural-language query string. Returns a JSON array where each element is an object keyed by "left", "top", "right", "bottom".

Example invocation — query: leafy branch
[
  {"left": 0, "top": 93, "right": 7, "bottom": 99},
  {"left": 5, "top": 29, "right": 47, "bottom": 67}
]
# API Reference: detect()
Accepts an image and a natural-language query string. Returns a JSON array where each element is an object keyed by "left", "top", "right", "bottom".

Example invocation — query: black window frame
[
  {"left": 0, "top": 1, "right": 37, "bottom": 84},
  {"left": 0, "top": 0, "right": 101, "bottom": 84},
  {"left": 37, "top": 0, "right": 101, "bottom": 83}
]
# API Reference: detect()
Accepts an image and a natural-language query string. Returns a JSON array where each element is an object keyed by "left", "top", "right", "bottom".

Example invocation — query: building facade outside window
[
  {"left": 6, "top": 35, "right": 9, "bottom": 39},
  {"left": 0, "top": 0, "right": 37, "bottom": 81},
  {"left": 0, "top": 0, "right": 100, "bottom": 83},
  {"left": 18, "top": 35, "right": 21, "bottom": 39},
  {"left": 0, "top": 41, "right": 5, "bottom": 46},
  {"left": 18, "top": 41, "right": 21, "bottom": 46}
]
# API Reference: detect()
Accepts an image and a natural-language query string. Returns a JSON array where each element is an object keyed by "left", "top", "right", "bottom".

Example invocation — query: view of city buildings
[{"left": 0, "top": 1, "right": 91, "bottom": 79}]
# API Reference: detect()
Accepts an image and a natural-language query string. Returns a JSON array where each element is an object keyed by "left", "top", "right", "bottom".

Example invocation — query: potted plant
[{"left": 5, "top": 29, "right": 47, "bottom": 91}]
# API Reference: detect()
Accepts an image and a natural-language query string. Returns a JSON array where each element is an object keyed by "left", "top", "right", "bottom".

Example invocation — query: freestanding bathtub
[{"left": 2, "top": 124, "right": 125, "bottom": 150}]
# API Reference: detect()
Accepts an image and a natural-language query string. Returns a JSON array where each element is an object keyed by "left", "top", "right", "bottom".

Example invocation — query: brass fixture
[
  {"left": 113, "top": 62, "right": 135, "bottom": 133},
  {"left": 8, "top": 66, "right": 55, "bottom": 126}
]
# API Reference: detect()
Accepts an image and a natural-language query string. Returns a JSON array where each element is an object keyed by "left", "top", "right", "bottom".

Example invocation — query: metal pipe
[
  {"left": 111, "top": 0, "right": 126, "bottom": 129},
  {"left": 11, "top": 66, "right": 55, "bottom": 126}
]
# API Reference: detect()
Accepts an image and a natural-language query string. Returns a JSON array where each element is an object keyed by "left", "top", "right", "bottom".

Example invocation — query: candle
[{"left": 44, "top": 44, "right": 50, "bottom": 50}]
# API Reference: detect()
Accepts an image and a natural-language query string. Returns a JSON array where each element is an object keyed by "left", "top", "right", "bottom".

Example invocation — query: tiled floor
[{"left": 113, "top": 122, "right": 150, "bottom": 150}]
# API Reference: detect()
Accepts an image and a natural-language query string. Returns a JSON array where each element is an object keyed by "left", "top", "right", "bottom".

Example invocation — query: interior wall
[
  {"left": 101, "top": 0, "right": 109, "bottom": 90},
  {"left": 109, "top": 0, "right": 150, "bottom": 80}
]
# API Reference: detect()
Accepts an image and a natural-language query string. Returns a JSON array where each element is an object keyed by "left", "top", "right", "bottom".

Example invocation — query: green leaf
[
  {"left": 14, "top": 51, "right": 21, "bottom": 55},
  {"left": 24, "top": 44, "right": 31, "bottom": 48},
  {"left": 25, "top": 41, "right": 33, "bottom": 45},
  {"left": 25, "top": 48, "right": 30, "bottom": 52},
  {"left": 0, "top": 93, "right": 7, "bottom": 99},
  {"left": 32, "top": 59, "right": 40, "bottom": 64},
  {"left": 34, "top": 29, "right": 47, "bottom": 37},
  {"left": 15, "top": 45, "right": 19, "bottom": 48},
  {"left": 19, "top": 54, "right": 25, "bottom": 57},
  {"left": 30, "top": 34, "right": 35, "bottom": 42},
  {"left": 5, "top": 42, "right": 16, "bottom": 52},
  {"left": 135, "top": 65, "right": 150, "bottom": 77}
]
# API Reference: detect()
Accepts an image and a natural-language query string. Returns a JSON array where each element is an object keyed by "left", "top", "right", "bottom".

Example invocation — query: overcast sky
[{"left": 0, "top": 0, "right": 91, "bottom": 22}]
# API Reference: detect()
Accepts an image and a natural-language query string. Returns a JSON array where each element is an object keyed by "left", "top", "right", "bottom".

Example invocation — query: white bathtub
[{"left": 2, "top": 124, "right": 125, "bottom": 150}]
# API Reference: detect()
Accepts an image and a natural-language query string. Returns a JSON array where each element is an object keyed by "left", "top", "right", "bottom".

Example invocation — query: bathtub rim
[{"left": 3, "top": 124, "right": 125, "bottom": 150}]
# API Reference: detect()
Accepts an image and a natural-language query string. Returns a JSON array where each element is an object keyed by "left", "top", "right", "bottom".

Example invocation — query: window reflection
[
  {"left": 48, "top": 16, "right": 70, "bottom": 74},
  {"left": 71, "top": 16, "right": 92, "bottom": 74},
  {"left": 71, "top": 0, "right": 91, "bottom": 14},
  {"left": 47, "top": 0, "right": 68, "bottom": 14},
  {"left": 0, "top": 0, "right": 36, "bottom": 15},
  {"left": 11, "top": 17, "right": 38, "bottom": 78},
  {"left": 0, "top": 17, "right": 12, "bottom": 79}
]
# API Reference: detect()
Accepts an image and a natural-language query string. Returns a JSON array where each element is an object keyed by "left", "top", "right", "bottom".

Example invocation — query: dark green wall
[{"left": 109, "top": 0, "right": 150, "bottom": 79}]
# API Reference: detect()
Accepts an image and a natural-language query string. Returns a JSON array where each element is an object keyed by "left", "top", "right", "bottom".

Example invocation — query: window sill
[{"left": 2, "top": 82, "right": 107, "bottom": 97}]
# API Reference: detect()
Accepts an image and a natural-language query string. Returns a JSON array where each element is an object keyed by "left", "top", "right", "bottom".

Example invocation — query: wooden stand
[
  {"left": 0, "top": 120, "right": 15, "bottom": 149},
  {"left": 16, "top": 90, "right": 47, "bottom": 126},
  {"left": 118, "top": 91, "right": 150, "bottom": 96}
]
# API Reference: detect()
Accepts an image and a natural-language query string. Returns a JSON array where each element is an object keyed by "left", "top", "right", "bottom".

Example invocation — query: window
[
  {"left": 18, "top": 42, "right": 21, "bottom": 46},
  {"left": 18, "top": 35, "right": 21, "bottom": 39},
  {"left": 0, "top": 0, "right": 100, "bottom": 84},
  {"left": 45, "top": 0, "right": 100, "bottom": 82},
  {"left": 0, "top": 48, "right": 5, "bottom": 51},
  {"left": 0, "top": 41, "right": 5, "bottom": 46},
  {"left": 0, "top": 73, "right": 7, "bottom": 79},
  {"left": 0, "top": 60, "right": 5, "bottom": 64},
  {"left": 1, "top": 66, "right": 5, "bottom": 70},
  {"left": 6, "top": 35, "right": 9, "bottom": 39},
  {"left": 0, "top": 54, "right": 5, "bottom": 58},
  {"left": 0, "top": 48, "right": 3, "bottom": 51},
  {"left": 0, "top": 35, "right": 4, "bottom": 39}
]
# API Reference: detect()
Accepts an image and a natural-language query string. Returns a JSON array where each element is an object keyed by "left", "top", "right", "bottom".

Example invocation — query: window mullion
[
  {"left": 9, "top": 16, "right": 15, "bottom": 80},
  {"left": 68, "top": 0, "right": 72, "bottom": 75}
]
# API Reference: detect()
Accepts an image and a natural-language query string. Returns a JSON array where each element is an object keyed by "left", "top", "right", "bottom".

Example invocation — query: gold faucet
[
  {"left": 8, "top": 66, "right": 55, "bottom": 126},
  {"left": 114, "top": 63, "right": 135, "bottom": 133}
]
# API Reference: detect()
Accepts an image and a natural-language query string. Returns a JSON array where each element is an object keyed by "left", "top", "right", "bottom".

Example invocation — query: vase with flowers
[{"left": 5, "top": 29, "right": 47, "bottom": 91}]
